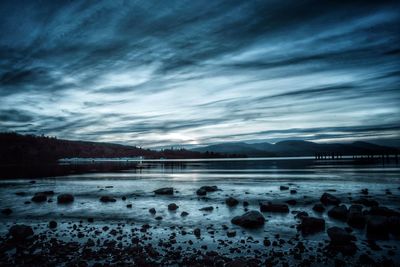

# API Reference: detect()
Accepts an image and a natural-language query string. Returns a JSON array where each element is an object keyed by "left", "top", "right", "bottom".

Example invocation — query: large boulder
[
  {"left": 298, "top": 217, "right": 325, "bottom": 235},
  {"left": 231, "top": 210, "right": 265, "bottom": 228},
  {"left": 347, "top": 205, "right": 366, "bottom": 229},
  {"left": 57, "top": 194, "right": 74, "bottom": 204},
  {"left": 312, "top": 203, "right": 325, "bottom": 213},
  {"left": 328, "top": 205, "right": 348, "bottom": 221},
  {"left": 352, "top": 198, "right": 378, "bottom": 207},
  {"left": 367, "top": 216, "right": 389, "bottom": 240},
  {"left": 225, "top": 197, "right": 239, "bottom": 207},
  {"left": 9, "top": 225, "right": 34, "bottom": 240},
  {"left": 368, "top": 206, "right": 400, "bottom": 217},
  {"left": 259, "top": 202, "right": 289, "bottom": 213},
  {"left": 327, "top": 227, "right": 356, "bottom": 244},
  {"left": 154, "top": 187, "right": 174, "bottom": 195},
  {"left": 320, "top": 193, "right": 341, "bottom": 206}
]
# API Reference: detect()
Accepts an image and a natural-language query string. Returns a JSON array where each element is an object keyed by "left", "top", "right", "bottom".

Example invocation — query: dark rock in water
[
  {"left": 168, "top": 203, "right": 179, "bottom": 211},
  {"left": 154, "top": 187, "right": 174, "bottom": 195},
  {"left": 200, "top": 186, "right": 219, "bottom": 192},
  {"left": 100, "top": 196, "right": 116, "bottom": 203},
  {"left": 31, "top": 193, "right": 47, "bottom": 203},
  {"left": 352, "top": 198, "right": 378, "bottom": 207},
  {"left": 29, "top": 180, "right": 36, "bottom": 184},
  {"left": 368, "top": 206, "right": 400, "bottom": 217},
  {"left": 290, "top": 189, "right": 297, "bottom": 194},
  {"left": 199, "top": 206, "right": 214, "bottom": 212},
  {"left": 347, "top": 205, "right": 366, "bottom": 229},
  {"left": 328, "top": 205, "right": 348, "bottom": 221},
  {"left": 329, "top": 241, "right": 358, "bottom": 256},
  {"left": 149, "top": 208, "right": 156, "bottom": 214},
  {"left": 312, "top": 203, "right": 325, "bottom": 213},
  {"left": 280, "top": 185, "right": 289, "bottom": 190},
  {"left": 361, "top": 188, "right": 368, "bottom": 195},
  {"left": 231, "top": 210, "right": 265, "bottom": 228},
  {"left": 197, "top": 186, "right": 219, "bottom": 196},
  {"left": 327, "top": 227, "right": 356, "bottom": 244},
  {"left": 295, "top": 211, "right": 309, "bottom": 220},
  {"left": 88, "top": 218, "right": 94, "bottom": 223},
  {"left": 155, "top": 216, "right": 163, "bottom": 220},
  {"left": 260, "top": 202, "right": 289, "bottom": 213},
  {"left": 193, "top": 228, "right": 201, "bottom": 237},
  {"left": 225, "top": 197, "right": 239, "bottom": 207},
  {"left": 196, "top": 188, "right": 207, "bottom": 196},
  {"left": 122, "top": 196, "right": 126, "bottom": 201},
  {"left": 126, "top": 204, "right": 132, "bottom": 208},
  {"left": 298, "top": 217, "right": 325, "bottom": 235},
  {"left": 24, "top": 201, "right": 31, "bottom": 205},
  {"left": 9, "top": 225, "right": 34, "bottom": 240},
  {"left": 1, "top": 208, "right": 12, "bottom": 215},
  {"left": 285, "top": 199, "right": 297, "bottom": 206},
  {"left": 49, "top": 221, "right": 57, "bottom": 228},
  {"left": 15, "top": 192, "right": 26, "bottom": 196},
  {"left": 388, "top": 216, "right": 400, "bottom": 238},
  {"left": 181, "top": 211, "right": 189, "bottom": 217},
  {"left": 367, "top": 216, "right": 389, "bottom": 240},
  {"left": 320, "top": 193, "right": 341, "bottom": 206},
  {"left": 227, "top": 230, "right": 236, "bottom": 237},
  {"left": 57, "top": 194, "right": 74, "bottom": 204},
  {"left": 243, "top": 201, "right": 249, "bottom": 207},
  {"left": 41, "top": 191, "right": 55, "bottom": 195}
]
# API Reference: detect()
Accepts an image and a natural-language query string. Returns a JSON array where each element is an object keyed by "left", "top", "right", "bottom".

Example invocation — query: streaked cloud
[{"left": 0, "top": 0, "right": 399, "bottom": 147}]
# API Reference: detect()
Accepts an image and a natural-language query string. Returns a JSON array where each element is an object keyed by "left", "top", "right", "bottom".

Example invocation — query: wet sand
[{"left": 0, "top": 159, "right": 399, "bottom": 266}]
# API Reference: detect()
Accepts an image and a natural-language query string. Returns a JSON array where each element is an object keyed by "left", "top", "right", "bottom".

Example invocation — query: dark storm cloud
[{"left": 0, "top": 0, "right": 399, "bottom": 147}]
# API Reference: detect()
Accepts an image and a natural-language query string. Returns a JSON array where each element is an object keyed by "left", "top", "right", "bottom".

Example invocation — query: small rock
[
  {"left": 126, "top": 204, "right": 132, "bottom": 208},
  {"left": 1, "top": 208, "right": 12, "bottom": 215},
  {"left": 154, "top": 187, "right": 174, "bottom": 195},
  {"left": 9, "top": 225, "right": 34, "bottom": 240},
  {"left": 100, "top": 196, "right": 116, "bottom": 202},
  {"left": 194, "top": 228, "right": 201, "bottom": 237},
  {"left": 88, "top": 218, "right": 94, "bottom": 223},
  {"left": 231, "top": 210, "right": 265, "bottom": 228},
  {"left": 31, "top": 193, "right": 47, "bottom": 203},
  {"left": 181, "top": 211, "right": 189, "bottom": 217},
  {"left": 328, "top": 205, "right": 348, "bottom": 221},
  {"left": 57, "top": 194, "right": 74, "bottom": 204},
  {"left": 155, "top": 216, "right": 163, "bottom": 220},
  {"left": 225, "top": 197, "right": 239, "bottom": 207},
  {"left": 168, "top": 203, "right": 179, "bottom": 211},
  {"left": 285, "top": 199, "right": 297, "bottom": 206},
  {"left": 327, "top": 227, "right": 356, "bottom": 244},
  {"left": 280, "top": 185, "right": 289, "bottom": 190},
  {"left": 49, "top": 221, "right": 57, "bottom": 228},
  {"left": 227, "top": 230, "right": 236, "bottom": 237},
  {"left": 260, "top": 202, "right": 289, "bottom": 213},
  {"left": 347, "top": 205, "right": 365, "bottom": 229},
  {"left": 199, "top": 206, "right": 214, "bottom": 212},
  {"left": 149, "top": 208, "right": 156, "bottom": 214},
  {"left": 312, "top": 203, "right": 325, "bottom": 213},
  {"left": 290, "top": 189, "right": 297, "bottom": 194},
  {"left": 320, "top": 192, "right": 341, "bottom": 205},
  {"left": 298, "top": 217, "right": 325, "bottom": 235}
]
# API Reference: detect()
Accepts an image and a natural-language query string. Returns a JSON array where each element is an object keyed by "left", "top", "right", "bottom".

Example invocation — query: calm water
[{"left": 0, "top": 158, "right": 399, "bottom": 261}]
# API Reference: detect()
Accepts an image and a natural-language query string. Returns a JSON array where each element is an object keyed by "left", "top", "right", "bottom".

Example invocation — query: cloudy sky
[{"left": 0, "top": 0, "right": 399, "bottom": 148}]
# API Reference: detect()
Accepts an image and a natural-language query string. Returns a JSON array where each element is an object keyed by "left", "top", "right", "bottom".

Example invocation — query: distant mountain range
[{"left": 191, "top": 140, "right": 399, "bottom": 157}]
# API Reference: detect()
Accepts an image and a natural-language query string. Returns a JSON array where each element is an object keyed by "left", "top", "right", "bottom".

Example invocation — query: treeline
[{"left": 0, "top": 132, "right": 241, "bottom": 163}]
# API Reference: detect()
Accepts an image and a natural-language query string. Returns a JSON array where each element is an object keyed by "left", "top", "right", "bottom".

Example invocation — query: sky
[{"left": 0, "top": 0, "right": 399, "bottom": 148}]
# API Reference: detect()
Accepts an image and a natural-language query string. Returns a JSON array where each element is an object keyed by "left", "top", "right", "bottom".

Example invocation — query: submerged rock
[
  {"left": 149, "top": 208, "right": 156, "bottom": 214},
  {"left": 181, "top": 211, "right": 189, "bottom": 217},
  {"left": 312, "top": 203, "right": 325, "bottom": 213},
  {"left": 197, "top": 186, "right": 219, "bottom": 196},
  {"left": 1, "top": 208, "right": 12, "bottom": 215},
  {"left": 227, "top": 230, "right": 236, "bottom": 237},
  {"left": 225, "top": 197, "right": 239, "bottom": 207},
  {"left": 199, "top": 206, "right": 214, "bottom": 212},
  {"left": 31, "top": 193, "right": 47, "bottom": 203},
  {"left": 49, "top": 221, "right": 57, "bottom": 229},
  {"left": 320, "top": 193, "right": 341, "bottom": 206},
  {"left": 194, "top": 228, "right": 201, "bottom": 237},
  {"left": 328, "top": 205, "right": 348, "bottom": 221},
  {"left": 298, "top": 217, "right": 325, "bottom": 235},
  {"left": 154, "top": 187, "right": 174, "bottom": 195},
  {"left": 231, "top": 210, "right": 265, "bottom": 228},
  {"left": 100, "top": 196, "right": 116, "bottom": 203},
  {"left": 57, "top": 194, "right": 74, "bottom": 204},
  {"left": 259, "top": 202, "right": 289, "bottom": 213},
  {"left": 280, "top": 185, "right": 289, "bottom": 190},
  {"left": 352, "top": 198, "right": 378, "bottom": 207},
  {"left": 9, "top": 225, "right": 34, "bottom": 240}
]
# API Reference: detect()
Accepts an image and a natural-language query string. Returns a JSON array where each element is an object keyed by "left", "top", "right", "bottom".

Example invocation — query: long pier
[{"left": 314, "top": 152, "right": 399, "bottom": 164}]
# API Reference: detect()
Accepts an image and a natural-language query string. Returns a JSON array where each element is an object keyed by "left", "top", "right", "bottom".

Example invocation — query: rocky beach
[{"left": 0, "top": 159, "right": 399, "bottom": 266}]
